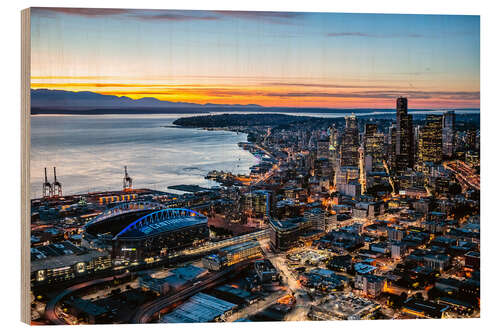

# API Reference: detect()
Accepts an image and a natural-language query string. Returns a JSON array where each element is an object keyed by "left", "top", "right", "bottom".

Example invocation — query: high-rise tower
[
  {"left": 340, "top": 114, "right": 360, "bottom": 167},
  {"left": 328, "top": 125, "right": 339, "bottom": 169},
  {"left": 363, "top": 123, "right": 385, "bottom": 172},
  {"left": 418, "top": 114, "right": 443, "bottom": 164},
  {"left": 395, "top": 97, "right": 414, "bottom": 171},
  {"left": 442, "top": 111, "right": 456, "bottom": 158}
]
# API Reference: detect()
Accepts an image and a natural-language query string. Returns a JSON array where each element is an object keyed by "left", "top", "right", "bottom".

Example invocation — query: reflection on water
[{"left": 30, "top": 114, "right": 258, "bottom": 198}]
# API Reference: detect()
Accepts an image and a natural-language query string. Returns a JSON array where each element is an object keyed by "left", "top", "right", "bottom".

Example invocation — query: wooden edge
[{"left": 21, "top": 7, "right": 31, "bottom": 325}]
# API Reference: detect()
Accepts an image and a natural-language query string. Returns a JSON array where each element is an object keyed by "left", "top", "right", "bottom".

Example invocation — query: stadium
[{"left": 83, "top": 202, "right": 209, "bottom": 261}]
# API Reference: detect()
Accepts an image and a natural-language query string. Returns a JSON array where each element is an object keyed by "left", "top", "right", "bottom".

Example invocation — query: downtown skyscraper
[
  {"left": 363, "top": 123, "right": 385, "bottom": 172},
  {"left": 395, "top": 97, "right": 414, "bottom": 171},
  {"left": 442, "top": 111, "right": 456, "bottom": 158},
  {"left": 340, "top": 114, "right": 360, "bottom": 167},
  {"left": 418, "top": 114, "right": 443, "bottom": 164}
]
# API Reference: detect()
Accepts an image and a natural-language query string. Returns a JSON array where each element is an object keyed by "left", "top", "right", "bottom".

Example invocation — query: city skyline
[{"left": 30, "top": 8, "right": 479, "bottom": 109}]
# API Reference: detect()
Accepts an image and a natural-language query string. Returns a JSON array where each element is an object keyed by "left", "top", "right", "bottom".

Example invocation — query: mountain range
[{"left": 30, "top": 89, "right": 262, "bottom": 111}]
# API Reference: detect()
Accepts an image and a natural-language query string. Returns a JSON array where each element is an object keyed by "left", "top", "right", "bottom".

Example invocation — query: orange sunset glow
[{"left": 30, "top": 9, "right": 479, "bottom": 109}]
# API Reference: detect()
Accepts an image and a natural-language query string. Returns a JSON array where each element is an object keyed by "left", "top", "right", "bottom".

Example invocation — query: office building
[
  {"left": 395, "top": 97, "right": 414, "bottom": 170},
  {"left": 465, "top": 128, "right": 478, "bottom": 151},
  {"left": 269, "top": 217, "right": 309, "bottom": 251},
  {"left": 418, "top": 115, "right": 443, "bottom": 164},
  {"left": 243, "top": 190, "right": 270, "bottom": 217},
  {"left": 388, "top": 124, "right": 397, "bottom": 170},
  {"left": 364, "top": 123, "right": 385, "bottom": 172},
  {"left": 317, "top": 137, "right": 330, "bottom": 159},
  {"left": 328, "top": 125, "right": 339, "bottom": 168},
  {"left": 340, "top": 114, "right": 360, "bottom": 167},
  {"left": 338, "top": 181, "right": 361, "bottom": 199},
  {"left": 442, "top": 111, "right": 456, "bottom": 158},
  {"left": 304, "top": 208, "right": 326, "bottom": 231}
]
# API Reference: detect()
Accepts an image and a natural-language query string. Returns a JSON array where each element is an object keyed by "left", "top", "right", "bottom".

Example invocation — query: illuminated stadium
[{"left": 83, "top": 202, "right": 209, "bottom": 261}]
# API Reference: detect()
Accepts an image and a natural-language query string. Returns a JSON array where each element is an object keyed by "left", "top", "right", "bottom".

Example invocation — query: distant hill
[{"left": 30, "top": 89, "right": 262, "bottom": 111}]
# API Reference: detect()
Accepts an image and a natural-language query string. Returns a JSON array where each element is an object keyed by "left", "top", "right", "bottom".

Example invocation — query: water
[{"left": 30, "top": 114, "right": 258, "bottom": 198}]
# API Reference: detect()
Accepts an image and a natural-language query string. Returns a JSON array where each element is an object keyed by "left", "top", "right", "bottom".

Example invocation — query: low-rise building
[
  {"left": 202, "top": 241, "right": 261, "bottom": 271},
  {"left": 160, "top": 293, "right": 237, "bottom": 323},
  {"left": 402, "top": 298, "right": 449, "bottom": 319},
  {"left": 31, "top": 241, "right": 112, "bottom": 287},
  {"left": 254, "top": 259, "right": 279, "bottom": 283},
  {"left": 362, "top": 275, "right": 386, "bottom": 298}
]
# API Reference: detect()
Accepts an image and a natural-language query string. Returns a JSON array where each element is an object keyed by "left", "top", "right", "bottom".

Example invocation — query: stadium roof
[{"left": 114, "top": 208, "right": 207, "bottom": 240}]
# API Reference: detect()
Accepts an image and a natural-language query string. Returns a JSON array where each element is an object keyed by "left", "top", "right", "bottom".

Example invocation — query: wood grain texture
[{"left": 21, "top": 7, "right": 31, "bottom": 325}]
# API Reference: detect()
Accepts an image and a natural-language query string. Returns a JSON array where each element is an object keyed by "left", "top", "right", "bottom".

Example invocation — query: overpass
[{"left": 45, "top": 272, "right": 131, "bottom": 325}]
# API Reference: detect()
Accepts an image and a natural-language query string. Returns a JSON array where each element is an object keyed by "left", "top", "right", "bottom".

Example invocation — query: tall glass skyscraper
[
  {"left": 395, "top": 97, "right": 414, "bottom": 171},
  {"left": 418, "top": 114, "right": 443, "bottom": 164},
  {"left": 442, "top": 111, "right": 456, "bottom": 158},
  {"left": 340, "top": 114, "right": 360, "bottom": 167}
]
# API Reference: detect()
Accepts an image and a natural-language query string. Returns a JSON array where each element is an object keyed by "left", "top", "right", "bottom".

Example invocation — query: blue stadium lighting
[
  {"left": 84, "top": 201, "right": 167, "bottom": 231},
  {"left": 113, "top": 208, "right": 206, "bottom": 240}
]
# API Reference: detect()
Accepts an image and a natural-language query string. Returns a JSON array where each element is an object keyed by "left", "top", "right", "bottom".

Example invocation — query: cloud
[
  {"left": 211, "top": 10, "right": 303, "bottom": 24},
  {"left": 264, "top": 90, "right": 479, "bottom": 100},
  {"left": 327, "top": 32, "right": 376, "bottom": 38},
  {"left": 33, "top": 7, "right": 130, "bottom": 17},
  {"left": 327, "top": 32, "right": 426, "bottom": 38},
  {"left": 33, "top": 8, "right": 302, "bottom": 24},
  {"left": 100, "top": 88, "right": 261, "bottom": 98},
  {"left": 30, "top": 82, "right": 208, "bottom": 89},
  {"left": 263, "top": 82, "right": 394, "bottom": 89},
  {"left": 131, "top": 11, "right": 219, "bottom": 21}
]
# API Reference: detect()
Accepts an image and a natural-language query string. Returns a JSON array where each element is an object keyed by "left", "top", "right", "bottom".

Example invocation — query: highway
[
  {"left": 131, "top": 260, "right": 253, "bottom": 324},
  {"left": 443, "top": 160, "right": 480, "bottom": 191},
  {"left": 45, "top": 272, "right": 131, "bottom": 325}
]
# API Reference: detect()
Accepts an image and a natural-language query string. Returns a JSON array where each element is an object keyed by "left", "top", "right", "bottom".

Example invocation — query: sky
[{"left": 30, "top": 8, "right": 480, "bottom": 109}]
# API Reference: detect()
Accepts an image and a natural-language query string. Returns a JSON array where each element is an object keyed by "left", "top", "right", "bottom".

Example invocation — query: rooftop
[
  {"left": 31, "top": 248, "right": 109, "bottom": 273},
  {"left": 221, "top": 240, "right": 260, "bottom": 254},
  {"left": 402, "top": 298, "right": 449, "bottom": 318},
  {"left": 269, "top": 217, "right": 305, "bottom": 231},
  {"left": 116, "top": 215, "right": 207, "bottom": 239},
  {"left": 160, "top": 293, "right": 236, "bottom": 323},
  {"left": 31, "top": 241, "right": 85, "bottom": 261}
]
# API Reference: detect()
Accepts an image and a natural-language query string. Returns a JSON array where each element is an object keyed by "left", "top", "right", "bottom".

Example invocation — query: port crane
[
  {"left": 42, "top": 167, "right": 53, "bottom": 198},
  {"left": 52, "top": 166, "right": 63, "bottom": 197},
  {"left": 123, "top": 166, "right": 133, "bottom": 191}
]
